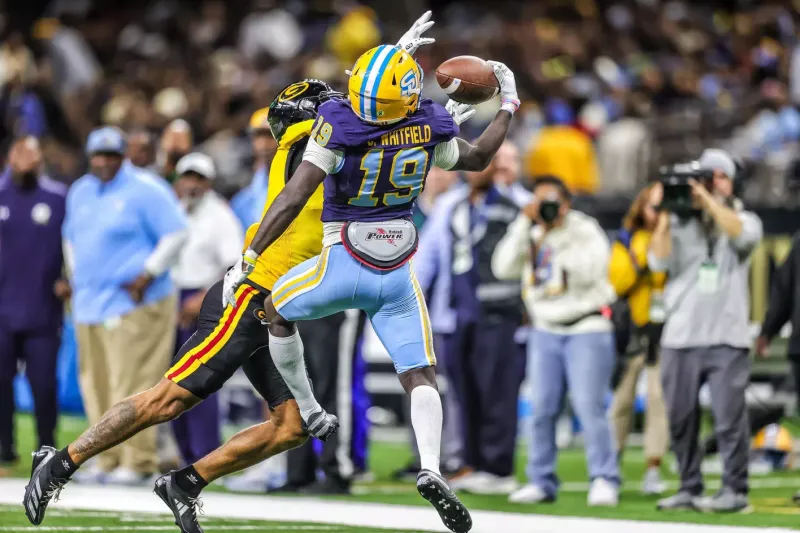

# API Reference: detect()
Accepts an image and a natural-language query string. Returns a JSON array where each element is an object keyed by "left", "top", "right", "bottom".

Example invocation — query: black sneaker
[
  {"left": 153, "top": 473, "right": 204, "bottom": 533},
  {"left": 416, "top": 469, "right": 472, "bottom": 533},
  {"left": 303, "top": 410, "right": 339, "bottom": 442},
  {"left": 23, "top": 446, "right": 69, "bottom": 525}
]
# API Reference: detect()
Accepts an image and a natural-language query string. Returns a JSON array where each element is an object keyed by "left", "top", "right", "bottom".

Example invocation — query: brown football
[{"left": 436, "top": 56, "right": 499, "bottom": 105}]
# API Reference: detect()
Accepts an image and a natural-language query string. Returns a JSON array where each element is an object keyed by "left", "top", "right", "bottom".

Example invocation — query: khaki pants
[
  {"left": 76, "top": 294, "right": 177, "bottom": 474},
  {"left": 609, "top": 353, "right": 669, "bottom": 460}
]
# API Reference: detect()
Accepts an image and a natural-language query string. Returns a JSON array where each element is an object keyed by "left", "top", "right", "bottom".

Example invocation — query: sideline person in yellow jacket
[{"left": 608, "top": 183, "right": 669, "bottom": 495}]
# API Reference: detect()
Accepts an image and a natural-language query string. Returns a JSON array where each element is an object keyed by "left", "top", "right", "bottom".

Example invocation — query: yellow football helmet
[
  {"left": 752, "top": 423, "right": 794, "bottom": 470},
  {"left": 348, "top": 45, "right": 422, "bottom": 124}
]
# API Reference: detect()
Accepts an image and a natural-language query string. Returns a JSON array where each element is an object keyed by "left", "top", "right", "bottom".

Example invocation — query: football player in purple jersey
[{"left": 223, "top": 13, "right": 519, "bottom": 533}]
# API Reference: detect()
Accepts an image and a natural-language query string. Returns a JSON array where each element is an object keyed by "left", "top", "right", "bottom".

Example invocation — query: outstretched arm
[
  {"left": 443, "top": 61, "right": 519, "bottom": 172},
  {"left": 449, "top": 112, "right": 513, "bottom": 171},
  {"left": 248, "top": 161, "right": 327, "bottom": 255}
]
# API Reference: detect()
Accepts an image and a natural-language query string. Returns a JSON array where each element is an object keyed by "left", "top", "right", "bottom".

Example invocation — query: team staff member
[
  {"left": 608, "top": 183, "right": 669, "bottom": 495},
  {"left": 24, "top": 81, "right": 334, "bottom": 533},
  {"left": 170, "top": 152, "right": 244, "bottom": 465},
  {"left": 62, "top": 126, "right": 188, "bottom": 484},
  {"left": 0, "top": 137, "right": 67, "bottom": 473}
]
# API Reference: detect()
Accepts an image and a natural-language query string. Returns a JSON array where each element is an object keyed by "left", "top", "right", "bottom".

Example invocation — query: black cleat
[
  {"left": 417, "top": 469, "right": 472, "bottom": 533},
  {"left": 23, "top": 446, "right": 69, "bottom": 525},
  {"left": 153, "top": 473, "right": 204, "bottom": 533},
  {"left": 302, "top": 409, "right": 339, "bottom": 442}
]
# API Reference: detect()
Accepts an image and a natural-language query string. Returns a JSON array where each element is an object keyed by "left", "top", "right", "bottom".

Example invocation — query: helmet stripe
[
  {"left": 369, "top": 46, "right": 399, "bottom": 122},
  {"left": 359, "top": 46, "right": 387, "bottom": 122}
]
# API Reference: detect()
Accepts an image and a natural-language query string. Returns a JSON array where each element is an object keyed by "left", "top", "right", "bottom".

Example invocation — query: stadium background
[{"left": 2, "top": 0, "right": 800, "bottom": 531}]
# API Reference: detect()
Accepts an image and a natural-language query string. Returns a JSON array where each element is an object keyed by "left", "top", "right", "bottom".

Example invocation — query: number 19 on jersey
[{"left": 350, "top": 147, "right": 429, "bottom": 207}]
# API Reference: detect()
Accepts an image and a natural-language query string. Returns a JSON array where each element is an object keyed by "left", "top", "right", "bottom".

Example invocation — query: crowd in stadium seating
[{"left": 1, "top": 0, "right": 799, "bottom": 201}]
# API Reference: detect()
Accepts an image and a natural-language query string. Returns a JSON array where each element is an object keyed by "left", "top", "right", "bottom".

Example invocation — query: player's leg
[
  {"left": 154, "top": 345, "right": 307, "bottom": 533},
  {"left": 196, "top": 343, "right": 308, "bottom": 482},
  {"left": 23, "top": 377, "right": 200, "bottom": 525},
  {"left": 261, "top": 246, "right": 347, "bottom": 438},
  {"left": 370, "top": 265, "right": 471, "bottom": 533},
  {"left": 24, "top": 282, "right": 257, "bottom": 525}
]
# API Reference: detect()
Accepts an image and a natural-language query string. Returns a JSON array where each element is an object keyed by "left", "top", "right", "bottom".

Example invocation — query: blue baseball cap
[{"left": 86, "top": 126, "right": 126, "bottom": 156}]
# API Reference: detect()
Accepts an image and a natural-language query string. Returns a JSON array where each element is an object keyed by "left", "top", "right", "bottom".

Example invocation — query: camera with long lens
[{"left": 658, "top": 161, "right": 713, "bottom": 214}]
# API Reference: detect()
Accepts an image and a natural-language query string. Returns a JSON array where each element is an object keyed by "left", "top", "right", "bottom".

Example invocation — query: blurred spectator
[
  {"left": 791, "top": 40, "right": 800, "bottom": 106},
  {"left": 416, "top": 149, "right": 525, "bottom": 495},
  {"left": 239, "top": 0, "right": 303, "bottom": 64},
  {"left": 411, "top": 165, "right": 459, "bottom": 229},
  {"left": 125, "top": 129, "right": 157, "bottom": 174},
  {"left": 597, "top": 98, "right": 655, "bottom": 197},
  {"left": 492, "top": 142, "right": 533, "bottom": 207},
  {"left": 756, "top": 230, "right": 800, "bottom": 406},
  {"left": 230, "top": 108, "right": 275, "bottom": 229},
  {"left": 170, "top": 152, "right": 243, "bottom": 466},
  {"left": 34, "top": 18, "right": 101, "bottom": 100},
  {"left": 158, "top": 119, "right": 193, "bottom": 183},
  {"left": 525, "top": 101, "right": 600, "bottom": 195},
  {"left": 63, "top": 126, "right": 187, "bottom": 484},
  {"left": 608, "top": 183, "right": 669, "bottom": 496},
  {"left": 650, "top": 149, "right": 762, "bottom": 513},
  {"left": 0, "top": 137, "right": 66, "bottom": 473},
  {"left": 741, "top": 80, "right": 800, "bottom": 161},
  {"left": 0, "top": 31, "right": 46, "bottom": 142},
  {"left": 493, "top": 176, "right": 619, "bottom": 507}
]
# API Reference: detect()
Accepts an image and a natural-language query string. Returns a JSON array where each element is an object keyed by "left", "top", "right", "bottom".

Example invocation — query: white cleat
[
  {"left": 509, "top": 484, "right": 554, "bottom": 504},
  {"left": 588, "top": 478, "right": 619, "bottom": 507}
]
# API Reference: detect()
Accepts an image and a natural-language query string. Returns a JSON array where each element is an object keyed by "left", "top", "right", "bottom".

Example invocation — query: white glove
[
  {"left": 487, "top": 60, "right": 520, "bottom": 115},
  {"left": 396, "top": 10, "right": 435, "bottom": 55},
  {"left": 446, "top": 99, "right": 476, "bottom": 126},
  {"left": 222, "top": 251, "right": 257, "bottom": 308}
]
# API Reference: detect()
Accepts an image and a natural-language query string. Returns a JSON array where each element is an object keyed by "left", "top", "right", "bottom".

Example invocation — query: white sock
[
  {"left": 410, "top": 385, "right": 442, "bottom": 476},
  {"left": 269, "top": 331, "right": 320, "bottom": 420}
]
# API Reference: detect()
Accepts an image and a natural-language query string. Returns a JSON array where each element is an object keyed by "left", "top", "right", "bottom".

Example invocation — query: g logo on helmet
[
  {"left": 278, "top": 82, "right": 310, "bottom": 102},
  {"left": 400, "top": 70, "right": 419, "bottom": 97}
]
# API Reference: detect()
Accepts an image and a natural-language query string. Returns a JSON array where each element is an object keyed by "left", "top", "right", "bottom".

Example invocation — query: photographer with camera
[{"left": 649, "top": 149, "right": 763, "bottom": 513}]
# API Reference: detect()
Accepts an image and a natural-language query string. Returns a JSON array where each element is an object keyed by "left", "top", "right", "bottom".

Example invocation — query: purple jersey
[{"left": 315, "top": 97, "right": 458, "bottom": 223}]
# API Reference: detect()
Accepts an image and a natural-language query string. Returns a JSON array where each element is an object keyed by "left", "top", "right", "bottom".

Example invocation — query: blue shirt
[
  {"left": 0, "top": 172, "right": 66, "bottom": 331},
  {"left": 63, "top": 166, "right": 187, "bottom": 324},
  {"left": 230, "top": 166, "right": 268, "bottom": 229}
]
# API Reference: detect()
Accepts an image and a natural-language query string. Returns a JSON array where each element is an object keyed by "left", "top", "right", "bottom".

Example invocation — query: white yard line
[{"left": 0, "top": 478, "right": 795, "bottom": 533}]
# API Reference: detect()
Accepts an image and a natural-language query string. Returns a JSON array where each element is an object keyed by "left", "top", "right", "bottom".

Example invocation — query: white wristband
[
  {"left": 244, "top": 248, "right": 259, "bottom": 264},
  {"left": 500, "top": 100, "right": 520, "bottom": 115}
]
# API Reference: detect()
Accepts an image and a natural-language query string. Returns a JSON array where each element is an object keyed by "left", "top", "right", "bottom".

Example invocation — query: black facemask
[{"left": 539, "top": 200, "right": 561, "bottom": 223}]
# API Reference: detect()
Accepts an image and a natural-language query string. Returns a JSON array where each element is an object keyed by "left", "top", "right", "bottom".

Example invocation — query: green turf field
[{"left": 3, "top": 414, "right": 800, "bottom": 531}]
